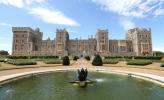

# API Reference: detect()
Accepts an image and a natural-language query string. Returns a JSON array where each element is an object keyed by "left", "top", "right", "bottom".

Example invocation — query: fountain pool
[{"left": 0, "top": 71, "right": 163, "bottom": 100}]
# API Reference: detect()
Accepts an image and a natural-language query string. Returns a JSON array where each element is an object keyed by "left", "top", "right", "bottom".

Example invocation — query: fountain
[
  {"left": 0, "top": 71, "right": 164, "bottom": 100},
  {"left": 69, "top": 68, "right": 96, "bottom": 87}
]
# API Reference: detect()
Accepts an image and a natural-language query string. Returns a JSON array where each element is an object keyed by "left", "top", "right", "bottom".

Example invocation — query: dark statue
[
  {"left": 70, "top": 68, "right": 96, "bottom": 88},
  {"left": 77, "top": 68, "right": 88, "bottom": 81}
]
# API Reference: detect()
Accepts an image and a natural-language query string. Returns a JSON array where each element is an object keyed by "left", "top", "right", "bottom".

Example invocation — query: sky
[{"left": 0, "top": 0, "right": 164, "bottom": 54}]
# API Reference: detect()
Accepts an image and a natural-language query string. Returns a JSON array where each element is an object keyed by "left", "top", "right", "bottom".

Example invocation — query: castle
[{"left": 12, "top": 27, "right": 152, "bottom": 57}]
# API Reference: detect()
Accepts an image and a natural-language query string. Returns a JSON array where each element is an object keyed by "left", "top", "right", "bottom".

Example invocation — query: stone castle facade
[{"left": 12, "top": 27, "right": 152, "bottom": 56}]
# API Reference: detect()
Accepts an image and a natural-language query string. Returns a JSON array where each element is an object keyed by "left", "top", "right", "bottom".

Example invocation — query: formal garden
[{"left": 0, "top": 49, "right": 164, "bottom": 70}]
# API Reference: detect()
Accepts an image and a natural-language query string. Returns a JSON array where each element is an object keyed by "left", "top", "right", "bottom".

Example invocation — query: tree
[
  {"left": 153, "top": 51, "right": 164, "bottom": 56},
  {"left": 0, "top": 50, "right": 9, "bottom": 55},
  {"left": 62, "top": 56, "right": 70, "bottom": 65},
  {"left": 92, "top": 54, "right": 103, "bottom": 66}
]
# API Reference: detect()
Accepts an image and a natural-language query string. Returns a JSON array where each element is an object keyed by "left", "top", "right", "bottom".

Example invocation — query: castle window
[
  {"left": 102, "top": 45, "right": 105, "bottom": 50},
  {"left": 15, "top": 45, "right": 17, "bottom": 50},
  {"left": 21, "top": 45, "right": 23, "bottom": 50}
]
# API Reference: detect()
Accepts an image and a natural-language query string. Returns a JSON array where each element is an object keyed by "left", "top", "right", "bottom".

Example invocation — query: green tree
[
  {"left": 0, "top": 50, "right": 9, "bottom": 55},
  {"left": 92, "top": 54, "right": 103, "bottom": 66},
  {"left": 63, "top": 56, "right": 70, "bottom": 65}
]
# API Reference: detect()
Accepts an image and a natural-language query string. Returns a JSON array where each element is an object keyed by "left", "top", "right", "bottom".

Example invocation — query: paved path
[
  {"left": 72, "top": 58, "right": 92, "bottom": 67},
  {"left": 0, "top": 58, "right": 164, "bottom": 85}
]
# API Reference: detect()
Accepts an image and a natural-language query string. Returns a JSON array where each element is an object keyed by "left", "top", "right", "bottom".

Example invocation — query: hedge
[
  {"left": 7, "top": 59, "right": 36, "bottom": 65},
  {"left": 134, "top": 56, "right": 162, "bottom": 60},
  {"left": 127, "top": 60, "right": 152, "bottom": 66},
  {"left": 0, "top": 58, "right": 5, "bottom": 62},
  {"left": 7, "top": 56, "right": 59, "bottom": 59},
  {"left": 104, "top": 56, "right": 163, "bottom": 61},
  {"left": 161, "top": 63, "right": 164, "bottom": 67},
  {"left": 103, "top": 59, "right": 119, "bottom": 64},
  {"left": 105, "top": 56, "right": 133, "bottom": 59},
  {"left": 43, "top": 59, "right": 62, "bottom": 64},
  {"left": 85, "top": 56, "right": 90, "bottom": 61}
]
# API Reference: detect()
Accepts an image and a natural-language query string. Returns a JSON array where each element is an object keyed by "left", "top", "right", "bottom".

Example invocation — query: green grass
[
  {"left": 7, "top": 59, "right": 36, "bottom": 65},
  {"left": 127, "top": 60, "right": 152, "bottom": 66},
  {"left": 43, "top": 59, "right": 62, "bottom": 64},
  {"left": 161, "top": 63, "right": 164, "bottom": 67},
  {"left": 103, "top": 59, "right": 119, "bottom": 64}
]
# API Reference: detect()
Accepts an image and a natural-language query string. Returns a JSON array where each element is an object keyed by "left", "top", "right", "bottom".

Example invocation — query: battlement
[
  {"left": 97, "top": 29, "right": 108, "bottom": 32},
  {"left": 12, "top": 27, "right": 33, "bottom": 32}
]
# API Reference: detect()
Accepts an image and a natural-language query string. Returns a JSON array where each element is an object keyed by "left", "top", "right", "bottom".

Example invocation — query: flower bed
[
  {"left": 7, "top": 59, "right": 36, "bottom": 65},
  {"left": 43, "top": 59, "right": 62, "bottom": 64},
  {"left": 103, "top": 59, "right": 119, "bottom": 64},
  {"left": 127, "top": 60, "right": 152, "bottom": 66}
]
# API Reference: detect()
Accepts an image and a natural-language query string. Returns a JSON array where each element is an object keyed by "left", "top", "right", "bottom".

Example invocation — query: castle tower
[
  {"left": 126, "top": 28, "right": 152, "bottom": 56},
  {"left": 96, "top": 29, "right": 109, "bottom": 56},
  {"left": 12, "top": 27, "right": 43, "bottom": 56},
  {"left": 56, "top": 29, "right": 69, "bottom": 56}
]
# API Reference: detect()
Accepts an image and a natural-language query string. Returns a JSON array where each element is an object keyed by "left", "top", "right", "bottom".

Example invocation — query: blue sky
[{"left": 0, "top": 0, "right": 164, "bottom": 54}]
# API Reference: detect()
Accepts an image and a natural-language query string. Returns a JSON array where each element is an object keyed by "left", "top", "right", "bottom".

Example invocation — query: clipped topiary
[
  {"left": 92, "top": 54, "right": 103, "bottom": 66},
  {"left": 63, "top": 56, "right": 70, "bottom": 65},
  {"left": 73, "top": 56, "right": 79, "bottom": 61},
  {"left": 85, "top": 56, "right": 90, "bottom": 61}
]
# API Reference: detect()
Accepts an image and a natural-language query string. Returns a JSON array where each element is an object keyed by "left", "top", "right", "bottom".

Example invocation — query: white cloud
[
  {"left": 0, "top": 0, "right": 47, "bottom": 8},
  {"left": 29, "top": 7, "right": 79, "bottom": 26},
  {"left": 0, "top": 0, "right": 79, "bottom": 26},
  {"left": 92, "top": 0, "right": 164, "bottom": 18},
  {"left": 0, "top": 0, "right": 23, "bottom": 8},
  {"left": 0, "top": 22, "right": 11, "bottom": 27},
  {"left": 154, "top": 8, "right": 164, "bottom": 16},
  {"left": 120, "top": 19, "right": 136, "bottom": 30}
]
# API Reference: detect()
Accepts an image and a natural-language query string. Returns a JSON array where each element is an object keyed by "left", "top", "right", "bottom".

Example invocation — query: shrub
[
  {"left": 127, "top": 60, "right": 152, "bottom": 66},
  {"left": 85, "top": 56, "right": 90, "bottom": 61},
  {"left": 63, "top": 56, "right": 70, "bottom": 65},
  {"left": 0, "top": 58, "right": 5, "bottom": 62},
  {"left": 160, "top": 63, "right": 164, "bottom": 67},
  {"left": 103, "top": 59, "right": 119, "bottom": 64},
  {"left": 92, "top": 55, "right": 103, "bottom": 66},
  {"left": 73, "top": 56, "right": 79, "bottom": 61},
  {"left": 7, "top": 59, "right": 36, "bottom": 65},
  {"left": 43, "top": 59, "right": 62, "bottom": 64}
]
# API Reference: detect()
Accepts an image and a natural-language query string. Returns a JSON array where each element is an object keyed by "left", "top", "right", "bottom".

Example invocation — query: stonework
[{"left": 12, "top": 27, "right": 152, "bottom": 56}]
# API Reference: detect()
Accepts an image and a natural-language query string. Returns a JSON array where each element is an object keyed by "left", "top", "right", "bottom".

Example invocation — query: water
[{"left": 0, "top": 71, "right": 164, "bottom": 100}]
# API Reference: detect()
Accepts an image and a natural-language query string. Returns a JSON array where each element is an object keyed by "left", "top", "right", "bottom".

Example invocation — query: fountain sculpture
[{"left": 70, "top": 68, "right": 96, "bottom": 87}]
